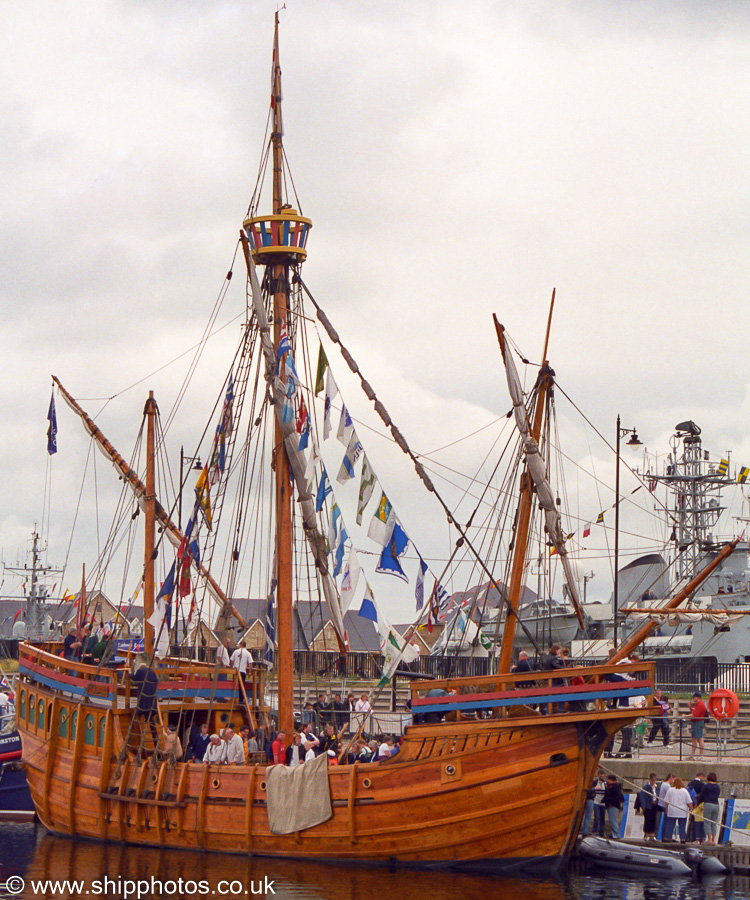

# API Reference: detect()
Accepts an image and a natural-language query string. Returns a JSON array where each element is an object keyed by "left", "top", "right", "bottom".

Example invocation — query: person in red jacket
[
  {"left": 689, "top": 692, "right": 708, "bottom": 760},
  {"left": 271, "top": 730, "right": 287, "bottom": 765}
]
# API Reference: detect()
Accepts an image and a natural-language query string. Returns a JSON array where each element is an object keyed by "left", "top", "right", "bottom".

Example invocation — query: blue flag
[
  {"left": 47, "top": 393, "right": 58, "bottom": 455},
  {"left": 376, "top": 521, "right": 410, "bottom": 582},
  {"left": 316, "top": 467, "right": 331, "bottom": 512},
  {"left": 415, "top": 556, "right": 428, "bottom": 610},
  {"left": 358, "top": 586, "right": 378, "bottom": 622}
]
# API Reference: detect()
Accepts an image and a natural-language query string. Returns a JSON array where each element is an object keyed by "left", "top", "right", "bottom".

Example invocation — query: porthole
[
  {"left": 362, "top": 778, "right": 372, "bottom": 789},
  {"left": 260, "top": 781, "right": 267, "bottom": 791},
  {"left": 445, "top": 764, "right": 456, "bottom": 776},
  {"left": 212, "top": 778, "right": 221, "bottom": 789}
]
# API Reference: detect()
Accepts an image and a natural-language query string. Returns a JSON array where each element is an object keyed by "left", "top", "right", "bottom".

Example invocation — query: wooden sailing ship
[{"left": 16, "top": 16, "right": 737, "bottom": 873}]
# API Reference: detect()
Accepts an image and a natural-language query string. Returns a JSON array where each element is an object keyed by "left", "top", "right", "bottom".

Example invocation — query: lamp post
[
  {"left": 179, "top": 447, "right": 203, "bottom": 532},
  {"left": 614, "top": 415, "right": 642, "bottom": 647}
]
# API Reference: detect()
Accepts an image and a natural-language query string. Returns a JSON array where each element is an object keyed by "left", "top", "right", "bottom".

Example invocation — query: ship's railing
[
  {"left": 409, "top": 661, "right": 655, "bottom": 719},
  {"left": 17, "top": 642, "right": 266, "bottom": 709}
]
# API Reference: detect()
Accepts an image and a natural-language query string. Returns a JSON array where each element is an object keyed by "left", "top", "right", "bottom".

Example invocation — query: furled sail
[
  {"left": 499, "top": 337, "right": 585, "bottom": 627},
  {"left": 244, "top": 249, "right": 348, "bottom": 650}
]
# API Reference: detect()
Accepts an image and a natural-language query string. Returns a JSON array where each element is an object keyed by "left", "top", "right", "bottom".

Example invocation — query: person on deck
[
  {"left": 159, "top": 724, "right": 183, "bottom": 762},
  {"left": 286, "top": 733, "right": 305, "bottom": 768},
  {"left": 221, "top": 727, "right": 245, "bottom": 765},
  {"left": 63, "top": 626, "right": 82, "bottom": 661},
  {"left": 216, "top": 637, "right": 232, "bottom": 669},
  {"left": 131, "top": 657, "right": 159, "bottom": 743},
  {"left": 313, "top": 693, "right": 332, "bottom": 728},
  {"left": 230, "top": 641, "right": 254, "bottom": 690},
  {"left": 319, "top": 723, "right": 339, "bottom": 756},
  {"left": 204, "top": 733, "right": 226, "bottom": 765},
  {"left": 187, "top": 723, "right": 211, "bottom": 762},
  {"left": 80, "top": 625, "right": 96, "bottom": 666},
  {"left": 271, "top": 730, "right": 287, "bottom": 765}
]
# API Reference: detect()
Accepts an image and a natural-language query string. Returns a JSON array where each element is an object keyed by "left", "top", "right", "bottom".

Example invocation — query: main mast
[{"left": 242, "top": 15, "right": 312, "bottom": 742}]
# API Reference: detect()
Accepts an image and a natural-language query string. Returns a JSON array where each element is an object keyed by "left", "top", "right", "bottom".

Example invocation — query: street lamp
[
  {"left": 614, "top": 415, "right": 642, "bottom": 648},
  {"left": 179, "top": 447, "right": 203, "bottom": 531}
]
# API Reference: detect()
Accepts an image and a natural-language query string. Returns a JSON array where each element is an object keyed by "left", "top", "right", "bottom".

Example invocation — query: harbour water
[{"left": 1, "top": 823, "right": 748, "bottom": 900}]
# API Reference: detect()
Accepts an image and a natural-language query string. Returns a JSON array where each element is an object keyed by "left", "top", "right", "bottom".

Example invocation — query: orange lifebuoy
[{"left": 708, "top": 688, "right": 740, "bottom": 720}]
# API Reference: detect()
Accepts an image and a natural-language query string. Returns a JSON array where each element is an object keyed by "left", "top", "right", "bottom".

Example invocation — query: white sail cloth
[
  {"left": 502, "top": 341, "right": 584, "bottom": 626},
  {"left": 625, "top": 610, "right": 746, "bottom": 626}
]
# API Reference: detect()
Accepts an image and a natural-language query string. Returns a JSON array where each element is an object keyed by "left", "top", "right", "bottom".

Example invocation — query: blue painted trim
[
  {"left": 19, "top": 663, "right": 115, "bottom": 702},
  {"left": 418, "top": 686, "right": 651, "bottom": 714}
]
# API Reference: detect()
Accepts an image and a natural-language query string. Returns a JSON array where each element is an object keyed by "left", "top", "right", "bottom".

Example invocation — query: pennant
[
  {"left": 376, "top": 613, "right": 419, "bottom": 687},
  {"left": 739, "top": 467, "right": 749, "bottom": 485},
  {"left": 156, "top": 562, "right": 176, "bottom": 602},
  {"left": 314, "top": 345, "right": 328, "bottom": 395},
  {"left": 323, "top": 370, "right": 338, "bottom": 440},
  {"left": 356, "top": 454, "right": 376, "bottom": 525},
  {"left": 596, "top": 511, "right": 605, "bottom": 525},
  {"left": 368, "top": 492, "right": 394, "bottom": 546},
  {"left": 340, "top": 546, "right": 361, "bottom": 613},
  {"left": 47, "top": 392, "right": 58, "bottom": 455},
  {"left": 376, "top": 521, "right": 410, "bottom": 582},
  {"left": 207, "top": 375, "right": 234, "bottom": 486},
  {"left": 296, "top": 396, "right": 310, "bottom": 450},
  {"left": 333, "top": 526, "right": 348, "bottom": 578},
  {"left": 718, "top": 458, "right": 729, "bottom": 476},
  {"left": 337, "top": 404, "right": 353, "bottom": 447},
  {"left": 358, "top": 584, "right": 378, "bottom": 622},
  {"left": 415, "top": 556, "right": 428, "bottom": 610},
  {"left": 583, "top": 524, "right": 591, "bottom": 538},
  {"left": 328, "top": 503, "right": 342, "bottom": 550},
  {"left": 337, "top": 431, "right": 363, "bottom": 484},
  {"left": 316, "top": 466, "right": 331, "bottom": 512},
  {"left": 195, "top": 466, "right": 212, "bottom": 530}
]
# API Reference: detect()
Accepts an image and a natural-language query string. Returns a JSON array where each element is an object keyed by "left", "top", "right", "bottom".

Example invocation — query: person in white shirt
[
  {"left": 204, "top": 733, "right": 227, "bottom": 765},
  {"left": 222, "top": 727, "right": 245, "bottom": 765},
  {"left": 230, "top": 641, "right": 253, "bottom": 675},
  {"left": 215, "top": 637, "right": 232, "bottom": 668}
]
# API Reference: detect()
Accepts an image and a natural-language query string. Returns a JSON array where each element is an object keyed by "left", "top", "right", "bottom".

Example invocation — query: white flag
[
  {"left": 356, "top": 454, "right": 376, "bottom": 525},
  {"left": 340, "top": 546, "right": 362, "bottom": 614}
]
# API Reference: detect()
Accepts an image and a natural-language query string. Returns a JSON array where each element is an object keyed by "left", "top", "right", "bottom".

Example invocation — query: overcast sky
[{"left": 2, "top": 1, "right": 750, "bottom": 624}]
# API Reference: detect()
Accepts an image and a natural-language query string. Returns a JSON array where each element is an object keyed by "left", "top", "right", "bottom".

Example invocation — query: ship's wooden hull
[{"left": 17, "top": 683, "right": 623, "bottom": 873}]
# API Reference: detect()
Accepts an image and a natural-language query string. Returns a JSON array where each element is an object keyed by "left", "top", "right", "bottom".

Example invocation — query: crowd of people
[
  {"left": 157, "top": 713, "right": 402, "bottom": 769},
  {"left": 581, "top": 768, "right": 723, "bottom": 845}
]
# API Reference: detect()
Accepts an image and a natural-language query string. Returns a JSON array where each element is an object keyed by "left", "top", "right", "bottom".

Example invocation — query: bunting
[
  {"left": 323, "top": 370, "right": 338, "bottom": 440},
  {"left": 356, "top": 454, "right": 376, "bottom": 525},
  {"left": 415, "top": 556, "right": 428, "bottom": 610},
  {"left": 337, "top": 431, "right": 363, "bottom": 484},
  {"left": 358, "top": 584, "right": 378, "bottom": 622},
  {"left": 583, "top": 524, "right": 591, "bottom": 538},
  {"left": 368, "top": 492, "right": 394, "bottom": 546},
  {"left": 316, "top": 466, "right": 331, "bottom": 512},
  {"left": 314, "top": 345, "right": 328, "bottom": 395},
  {"left": 718, "top": 458, "right": 729, "bottom": 476},
  {"left": 739, "top": 467, "right": 749, "bottom": 485},
  {"left": 208, "top": 375, "right": 234, "bottom": 486},
  {"left": 337, "top": 404, "right": 353, "bottom": 447},
  {"left": 297, "top": 396, "right": 310, "bottom": 451},
  {"left": 339, "top": 546, "right": 361, "bottom": 613},
  {"left": 596, "top": 511, "right": 605, "bottom": 525},
  {"left": 376, "top": 521, "right": 410, "bottom": 582}
]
